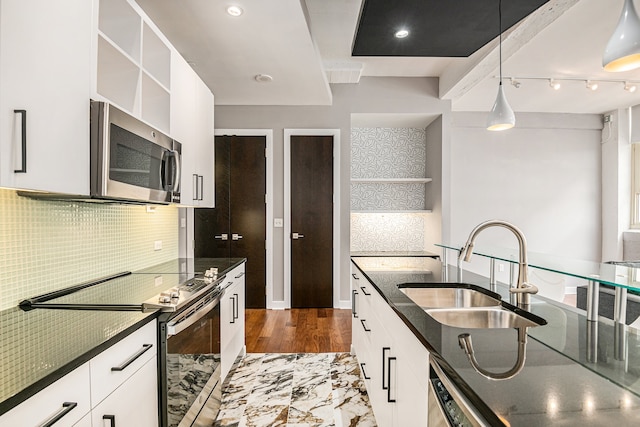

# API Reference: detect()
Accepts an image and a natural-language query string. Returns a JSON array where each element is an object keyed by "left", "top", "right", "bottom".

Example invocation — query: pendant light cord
[{"left": 499, "top": 0, "right": 503, "bottom": 85}]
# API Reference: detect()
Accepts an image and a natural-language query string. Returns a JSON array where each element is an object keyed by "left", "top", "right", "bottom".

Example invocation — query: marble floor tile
[{"left": 214, "top": 353, "right": 376, "bottom": 427}]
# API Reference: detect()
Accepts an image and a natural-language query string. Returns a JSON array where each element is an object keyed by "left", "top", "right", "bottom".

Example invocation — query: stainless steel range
[{"left": 19, "top": 258, "right": 245, "bottom": 427}]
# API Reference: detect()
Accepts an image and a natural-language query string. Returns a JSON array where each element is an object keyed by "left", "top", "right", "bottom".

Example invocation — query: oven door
[{"left": 160, "top": 290, "right": 222, "bottom": 427}]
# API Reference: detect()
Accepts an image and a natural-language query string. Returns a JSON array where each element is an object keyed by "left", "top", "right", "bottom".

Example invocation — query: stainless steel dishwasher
[{"left": 428, "top": 357, "right": 493, "bottom": 427}]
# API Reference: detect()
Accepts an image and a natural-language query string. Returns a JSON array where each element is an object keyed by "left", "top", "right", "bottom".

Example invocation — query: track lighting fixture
[
  {"left": 510, "top": 78, "right": 521, "bottom": 88},
  {"left": 586, "top": 80, "right": 599, "bottom": 91},
  {"left": 603, "top": 0, "right": 640, "bottom": 72},
  {"left": 496, "top": 76, "right": 640, "bottom": 92},
  {"left": 625, "top": 81, "right": 638, "bottom": 92},
  {"left": 549, "top": 79, "right": 561, "bottom": 90},
  {"left": 487, "top": 0, "right": 515, "bottom": 131}
]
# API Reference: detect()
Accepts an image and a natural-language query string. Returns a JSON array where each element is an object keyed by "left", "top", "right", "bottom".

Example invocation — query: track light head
[
  {"left": 625, "top": 82, "right": 638, "bottom": 92},
  {"left": 510, "top": 78, "right": 521, "bottom": 89},
  {"left": 586, "top": 80, "right": 599, "bottom": 91},
  {"left": 549, "top": 79, "right": 561, "bottom": 90}
]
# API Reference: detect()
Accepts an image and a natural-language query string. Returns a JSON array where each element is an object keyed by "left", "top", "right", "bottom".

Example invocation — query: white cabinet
[
  {"left": 171, "top": 54, "right": 215, "bottom": 207},
  {"left": 351, "top": 263, "right": 430, "bottom": 427},
  {"left": 90, "top": 320, "right": 157, "bottom": 406},
  {"left": 91, "top": 357, "right": 158, "bottom": 427},
  {"left": 0, "top": 362, "right": 91, "bottom": 426},
  {"left": 0, "top": 0, "right": 92, "bottom": 195},
  {"left": 221, "top": 263, "right": 246, "bottom": 380}
]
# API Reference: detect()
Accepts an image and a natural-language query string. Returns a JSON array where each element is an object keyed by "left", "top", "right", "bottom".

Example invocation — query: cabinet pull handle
[
  {"left": 360, "top": 319, "right": 371, "bottom": 332},
  {"left": 352, "top": 290, "right": 358, "bottom": 318},
  {"left": 192, "top": 174, "right": 198, "bottom": 200},
  {"left": 234, "top": 272, "right": 245, "bottom": 279},
  {"left": 351, "top": 273, "right": 360, "bottom": 280},
  {"left": 39, "top": 402, "right": 77, "bottom": 427},
  {"left": 14, "top": 109, "right": 27, "bottom": 173},
  {"left": 230, "top": 295, "right": 236, "bottom": 323},
  {"left": 387, "top": 356, "right": 397, "bottom": 403},
  {"left": 382, "top": 347, "right": 390, "bottom": 390},
  {"left": 233, "top": 293, "right": 239, "bottom": 322},
  {"left": 103, "top": 414, "right": 116, "bottom": 427},
  {"left": 198, "top": 175, "right": 204, "bottom": 200},
  {"left": 360, "top": 286, "right": 371, "bottom": 296},
  {"left": 111, "top": 344, "right": 153, "bottom": 371},
  {"left": 360, "top": 363, "right": 371, "bottom": 380}
]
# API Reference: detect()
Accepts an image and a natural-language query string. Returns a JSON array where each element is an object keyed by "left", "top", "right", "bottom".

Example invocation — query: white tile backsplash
[{"left": 0, "top": 189, "right": 178, "bottom": 311}]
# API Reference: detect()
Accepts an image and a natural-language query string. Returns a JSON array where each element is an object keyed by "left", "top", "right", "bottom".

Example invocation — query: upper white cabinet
[
  {"left": 0, "top": 0, "right": 214, "bottom": 198},
  {"left": 171, "top": 55, "right": 215, "bottom": 207},
  {"left": 0, "top": 0, "right": 93, "bottom": 194},
  {"left": 96, "top": 0, "right": 171, "bottom": 132}
]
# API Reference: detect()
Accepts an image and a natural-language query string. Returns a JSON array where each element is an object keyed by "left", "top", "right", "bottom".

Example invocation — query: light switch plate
[{"left": 274, "top": 218, "right": 284, "bottom": 228}]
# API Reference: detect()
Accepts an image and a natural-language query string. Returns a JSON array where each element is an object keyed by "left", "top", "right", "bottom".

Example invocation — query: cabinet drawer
[
  {"left": 91, "top": 357, "right": 158, "bottom": 427},
  {"left": 90, "top": 321, "right": 157, "bottom": 407},
  {"left": 0, "top": 362, "right": 91, "bottom": 427}
]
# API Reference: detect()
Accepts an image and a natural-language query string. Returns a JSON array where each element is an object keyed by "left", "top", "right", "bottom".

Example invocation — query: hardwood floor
[{"left": 245, "top": 308, "right": 352, "bottom": 353}]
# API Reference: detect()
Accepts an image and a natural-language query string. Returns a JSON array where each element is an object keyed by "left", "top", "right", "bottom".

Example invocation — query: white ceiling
[{"left": 137, "top": 0, "right": 640, "bottom": 115}]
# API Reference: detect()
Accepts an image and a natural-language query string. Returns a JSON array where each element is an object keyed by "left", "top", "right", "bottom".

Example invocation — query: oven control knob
[
  {"left": 158, "top": 295, "right": 172, "bottom": 304},
  {"left": 170, "top": 289, "right": 180, "bottom": 299}
]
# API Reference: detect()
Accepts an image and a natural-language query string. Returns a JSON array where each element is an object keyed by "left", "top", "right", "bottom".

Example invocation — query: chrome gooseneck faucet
[{"left": 458, "top": 220, "right": 538, "bottom": 307}]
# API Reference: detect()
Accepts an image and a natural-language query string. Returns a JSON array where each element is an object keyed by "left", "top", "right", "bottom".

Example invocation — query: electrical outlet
[
  {"left": 180, "top": 218, "right": 186, "bottom": 228},
  {"left": 154, "top": 240, "right": 163, "bottom": 251},
  {"left": 604, "top": 114, "right": 612, "bottom": 123},
  {"left": 154, "top": 276, "right": 163, "bottom": 287}
]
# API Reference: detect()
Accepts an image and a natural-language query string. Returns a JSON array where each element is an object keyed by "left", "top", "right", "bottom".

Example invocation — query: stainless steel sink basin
[
  {"left": 425, "top": 307, "right": 543, "bottom": 329},
  {"left": 398, "top": 286, "right": 501, "bottom": 308}
]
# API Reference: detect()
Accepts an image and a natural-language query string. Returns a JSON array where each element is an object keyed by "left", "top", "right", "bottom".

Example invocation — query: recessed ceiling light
[
  {"left": 394, "top": 29, "right": 409, "bottom": 39},
  {"left": 254, "top": 74, "right": 273, "bottom": 83},
  {"left": 226, "top": 5, "right": 243, "bottom": 16}
]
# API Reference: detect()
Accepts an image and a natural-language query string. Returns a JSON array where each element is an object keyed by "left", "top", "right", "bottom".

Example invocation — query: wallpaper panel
[
  {"left": 351, "top": 127, "right": 426, "bottom": 179},
  {"left": 351, "top": 182, "right": 426, "bottom": 211},
  {"left": 350, "top": 213, "right": 425, "bottom": 252}
]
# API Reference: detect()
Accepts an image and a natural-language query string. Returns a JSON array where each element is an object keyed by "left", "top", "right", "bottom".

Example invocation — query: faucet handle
[{"left": 509, "top": 283, "right": 539, "bottom": 294}]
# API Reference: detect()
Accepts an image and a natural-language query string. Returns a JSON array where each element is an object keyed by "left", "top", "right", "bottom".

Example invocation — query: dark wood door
[
  {"left": 195, "top": 135, "right": 266, "bottom": 309},
  {"left": 229, "top": 136, "right": 266, "bottom": 309},
  {"left": 290, "top": 135, "right": 333, "bottom": 308}
]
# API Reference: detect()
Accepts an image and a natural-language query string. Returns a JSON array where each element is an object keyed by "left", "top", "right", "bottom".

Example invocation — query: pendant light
[
  {"left": 603, "top": 0, "right": 640, "bottom": 72},
  {"left": 487, "top": 0, "right": 515, "bottom": 131}
]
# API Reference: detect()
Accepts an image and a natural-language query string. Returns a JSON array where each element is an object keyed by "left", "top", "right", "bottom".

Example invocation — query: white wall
[
  {"left": 214, "top": 77, "right": 451, "bottom": 308},
  {"left": 445, "top": 112, "right": 603, "bottom": 293}
]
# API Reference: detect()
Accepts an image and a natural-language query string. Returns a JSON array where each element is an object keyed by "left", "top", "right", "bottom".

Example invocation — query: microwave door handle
[
  {"left": 172, "top": 149, "right": 181, "bottom": 193},
  {"left": 159, "top": 150, "right": 167, "bottom": 190}
]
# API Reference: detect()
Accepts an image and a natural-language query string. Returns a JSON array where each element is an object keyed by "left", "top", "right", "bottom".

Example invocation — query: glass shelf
[{"left": 436, "top": 242, "right": 640, "bottom": 292}]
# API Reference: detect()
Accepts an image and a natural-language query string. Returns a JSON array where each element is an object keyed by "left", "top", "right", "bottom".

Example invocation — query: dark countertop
[
  {"left": 0, "top": 257, "right": 245, "bottom": 416},
  {"left": 352, "top": 257, "right": 640, "bottom": 426}
]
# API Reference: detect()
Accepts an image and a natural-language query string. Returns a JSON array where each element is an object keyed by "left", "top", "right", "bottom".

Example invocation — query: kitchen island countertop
[{"left": 352, "top": 256, "right": 640, "bottom": 426}]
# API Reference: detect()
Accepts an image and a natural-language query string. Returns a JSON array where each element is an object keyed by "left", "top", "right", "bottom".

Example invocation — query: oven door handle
[{"left": 167, "top": 292, "right": 223, "bottom": 337}]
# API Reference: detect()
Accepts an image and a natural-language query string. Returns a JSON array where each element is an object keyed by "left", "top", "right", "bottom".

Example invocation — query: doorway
[
  {"left": 194, "top": 131, "right": 273, "bottom": 309},
  {"left": 284, "top": 129, "right": 341, "bottom": 308}
]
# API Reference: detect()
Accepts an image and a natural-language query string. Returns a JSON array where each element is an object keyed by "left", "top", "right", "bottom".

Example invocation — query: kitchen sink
[
  {"left": 398, "top": 284, "right": 502, "bottom": 308},
  {"left": 425, "top": 307, "right": 544, "bottom": 329}
]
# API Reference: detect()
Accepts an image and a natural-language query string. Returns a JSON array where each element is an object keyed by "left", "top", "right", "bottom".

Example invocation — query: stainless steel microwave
[{"left": 90, "top": 100, "right": 181, "bottom": 204}]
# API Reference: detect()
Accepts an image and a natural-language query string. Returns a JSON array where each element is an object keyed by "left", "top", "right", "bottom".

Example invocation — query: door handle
[
  {"left": 232, "top": 233, "right": 243, "bottom": 241},
  {"left": 292, "top": 232, "right": 305, "bottom": 239},
  {"left": 214, "top": 234, "right": 228, "bottom": 240}
]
